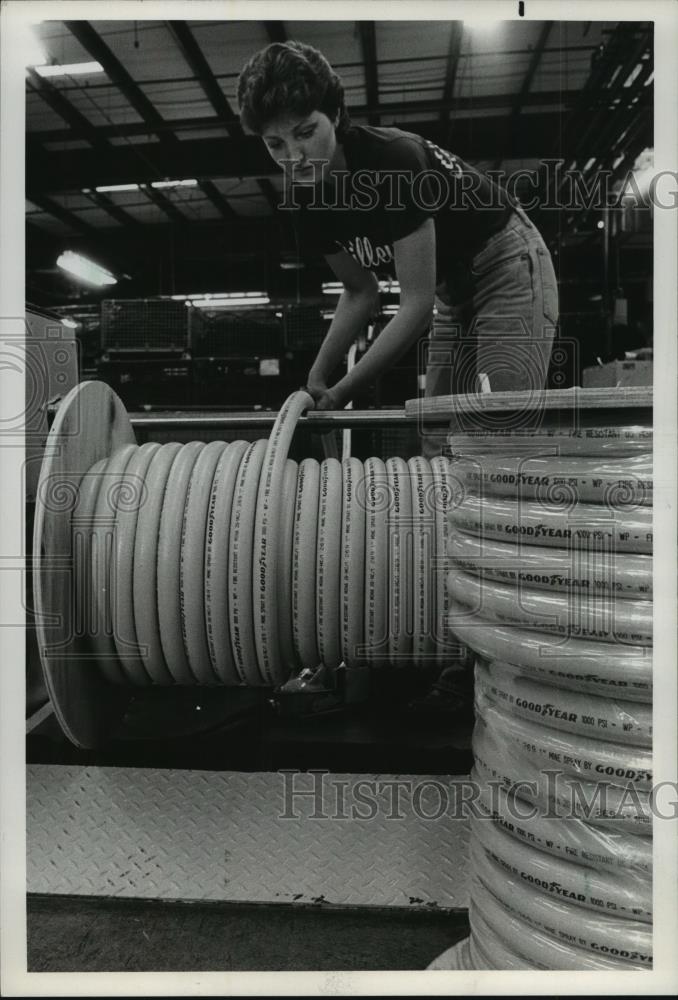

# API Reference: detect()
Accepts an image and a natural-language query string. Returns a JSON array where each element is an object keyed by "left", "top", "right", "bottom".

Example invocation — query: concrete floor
[{"left": 28, "top": 895, "right": 469, "bottom": 972}]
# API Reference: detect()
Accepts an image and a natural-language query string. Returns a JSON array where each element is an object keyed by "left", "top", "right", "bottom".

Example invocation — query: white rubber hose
[
  {"left": 448, "top": 568, "right": 652, "bottom": 646},
  {"left": 292, "top": 458, "right": 321, "bottom": 669},
  {"left": 475, "top": 687, "right": 652, "bottom": 792},
  {"left": 408, "top": 456, "right": 434, "bottom": 667},
  {"left": 453, "top": 453, "right": 652, "bottom": 505},
  {"left": 447, "top": 424, "right": 652, "bottom": 458},
  {"left": 386, "top": 457, "right": 413, "bottom": 664},
  {"left": 364, "top": 457, "right": 389, "bottom": 666},
  {"left": 447, "top": 602, "right": 652, "bottom": 702},
  {"left": 430, "top": 456, "right": 452, "bottom": 667},
  {"left": 316, "top": 458, "right": 343, "bottom": 670},
  {"left": 180, "top": 441, "right": 229, "bottom": 684},
  {"left": 253, "top": 390, "right": 312, "bottom": 684},
  {"left": 468, "top": 905, "right": 538, "bottom": 969},
  {"left": 475, "top": 658, "right": 652, "bottom": 747},
  {"left": 471, "top": 767, "right": 652, "bottom": 875},
  {"left": 472, "top": 813, "right": 652, "bottom": 923},
  {"left": 449, "top": 493, "right": 652, "bottom": 554},
  {"left": 472, "top": 717, "right": 652, "bottom": 836},
  {"left": 71, "top": 458, "right": 120, "bottom": 678},
  {"left": 228, "top": 439, "right": 267, "bottom": 685},
  {"left": 341, "top": 457, "right": 366, "bottom": 669},
  {"left": 113, "top": 441, "right": 162, "bottom": 684},
  {"left": 204, "top": 440, "right": 250, "bottom": 685},
  {"left": 132, "top": 443, "right": 182, "bottom": 685},
  {"left": 90, "top": 444, "right": 139, "bottom": 685},
  {"left": 157, "top": 441, "right": 205, "bottom": 683},
  {"left": 470, "top": 838, "right": 652, "bottom": 964},
  {"left": 470, "top": 880, "right": 648, "bottom": 970},
  {"left": 277, "top": 459, "right": 300, "bottom": 673},
  {"left": 448, "top": 529, "right": 652, "bottom": 599}
]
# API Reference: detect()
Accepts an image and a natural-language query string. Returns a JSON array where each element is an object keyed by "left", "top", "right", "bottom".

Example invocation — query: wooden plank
[{"left": 406, "top": 387, "right": 653, "bottom": 417}]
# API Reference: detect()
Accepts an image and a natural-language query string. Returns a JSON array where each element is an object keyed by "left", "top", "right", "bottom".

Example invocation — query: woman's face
[{"left": 260, "top": 110, "right": 343, "bottom": 185}]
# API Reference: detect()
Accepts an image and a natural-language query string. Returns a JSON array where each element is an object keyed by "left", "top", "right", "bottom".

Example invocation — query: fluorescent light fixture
[
  {"left": 192, "top": 295, "right": 270, "bottom": 308},
  {"left": 60, "top": 318, "right": 79, "bottom": 329},
  {"left": 584, "top": 158, "right": 597, "bottom": 172},
  {"left": 623, "top": 63, "right": 644, "bottom": 88},
  {"left": 94, "top": 183, "right": 140, "bottom": 194},
  {"left": 463, "top": 19, "right": 499, "bottom": 34},
  {"left": 34, "top": 61, "right": 104, "bottom": 78},
  {"left": 378, "top": 280, "right": 401, "bottom": 294},
  {"left": 189, "top": 291, "right": 266, "bottom": 300},
  {"left": 150, "top": 179, "right": 198, "bottom": 190},
  {"left": 280, "top": 261, "right": 304, "bottom": 270},
  {"left": 21, "top": 25, "right": 47, "bottom": 69},
  {"left": 321, "top": 310, "right": 336, "bottom": 320},
  {"left": 56, "top": 251, "right": 117, "bottom": 287},
  {"left": 322, "top": 282, "right": 344, "bottom": 294},
  {"left": 622, "top": 147, "right": 654, "bottom": 203}
]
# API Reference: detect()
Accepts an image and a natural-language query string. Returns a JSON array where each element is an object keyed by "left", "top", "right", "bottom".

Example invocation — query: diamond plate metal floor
[{"left": 27, "top": 766, "right": 470, "bottom": 910}]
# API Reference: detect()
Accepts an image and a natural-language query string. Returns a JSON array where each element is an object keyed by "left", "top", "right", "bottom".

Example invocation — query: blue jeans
[{"left": 422, "top": 206, "right": 559, "bottom": 456}]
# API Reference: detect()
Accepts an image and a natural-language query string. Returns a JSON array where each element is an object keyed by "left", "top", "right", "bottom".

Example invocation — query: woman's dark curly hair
[{"left": 237, "top": 41, "right": 351, "bottom": 138}]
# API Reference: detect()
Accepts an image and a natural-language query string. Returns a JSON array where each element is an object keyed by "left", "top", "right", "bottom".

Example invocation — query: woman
[
  {"left": 237, "top": 40, "right": 558, "bottom": 713},
  {"left": 237, "top": 40, "right": 559, "bottom": 443}
]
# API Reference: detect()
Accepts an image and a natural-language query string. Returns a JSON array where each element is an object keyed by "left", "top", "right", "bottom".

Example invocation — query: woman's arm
[
  {"left": 307, "top": 250, "right": 380, "bottom": 397},
  {"left": 322, "top": 218, "right": 437, "bottom": 408}
]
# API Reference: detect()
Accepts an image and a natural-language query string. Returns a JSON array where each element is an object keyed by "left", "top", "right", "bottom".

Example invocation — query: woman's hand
[
  {"left": 305, "top": 373, "right": 329, "bottom": 403},
  {"left": 313, "top": 387, "right": 341, "bottom": 411},
  {"left": 304, "top": 380, "right": 341, "bottom": 411}
]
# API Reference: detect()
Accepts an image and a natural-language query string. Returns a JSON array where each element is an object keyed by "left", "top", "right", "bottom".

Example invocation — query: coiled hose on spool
[
  {"left": 50, "top": 387, "right": 458, "bottom": 692},
  {"left": 444, "top": 417, "right": 653, "bottom": 969}
]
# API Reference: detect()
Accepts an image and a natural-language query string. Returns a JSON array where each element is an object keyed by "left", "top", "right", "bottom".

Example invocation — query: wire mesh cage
[
  {"left": 283, "top": 305, "right": 327, "bottom": 350},
  {"left": 192, "top": 309, "right": 284, "bottom": 359},
  {"left": 101, "top": 299, "right": 204, "bottom": 353}
]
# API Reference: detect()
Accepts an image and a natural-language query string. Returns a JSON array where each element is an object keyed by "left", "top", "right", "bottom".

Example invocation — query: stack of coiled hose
[
  {"left": 441, "top": 420, "right": 653, "bottom": 970},
  {"left": 73, "top": 390, "right": 455, "bottom": 686}
]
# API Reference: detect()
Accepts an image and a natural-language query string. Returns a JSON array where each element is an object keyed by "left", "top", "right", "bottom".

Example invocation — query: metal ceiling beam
[
  {"left": 569, "top": 28, "right": 652, "bottom": 163},
  {"left": 27, "top": 109, "right": 578, "bottom": 196},
  {"left": 26, "top": 70, "right": 110, "bottom": 154},
  {"left": 358, "top": 22, "right": 380, "bottom": 126},
  {"left": 82, "top": 190, "right": 143, "bottom": 229},
  {"left": 264, "top": 22, "right": 287, "bottom": 44},
  {"left": 197, "top": 180, "right": 239, "bottom": 220},
  {"left": 513, "top": 22, "right": 553, "bottom": 118},
  {"left": 440, "top": 22, "right": 464, "bottom": 124},
  {"left": 492, "top": 21, "right": 553, "bottom": 170},
  {"left": 29, "top": 88, "right": 580, "bottom": 144},
  {"left": 26, "top": 70, "right": 143, "bottom": 232},
  {"left": 163, "top": 20, "right": 266, "bottom": 216},
  {"left": 140, "top": 185, "right": 189, "bottom": 225},
  {"left": 27, "top": 193, "right": 99, "bottom": 238},
  {"left": 164, "top": 21, "right": 279, "bottom": 211},
  {"left": 63, "top": 19, "right": 233, "bottom": 221},
  {"left": 166, "top": 20, "right": 235, "bottom": 122},
  {"left": 64, "top": 20, "right": 174, "bottom": 150},
  {"left": 540, "top": 23, "right": 653, "bottom": 234}
]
